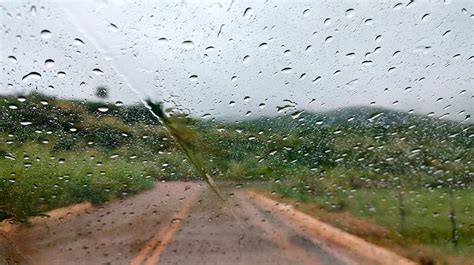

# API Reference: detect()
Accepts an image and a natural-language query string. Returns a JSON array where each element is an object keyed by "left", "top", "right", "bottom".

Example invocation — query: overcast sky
[{"left": 1, "top": 0, "right": 473, "bottom": 121}]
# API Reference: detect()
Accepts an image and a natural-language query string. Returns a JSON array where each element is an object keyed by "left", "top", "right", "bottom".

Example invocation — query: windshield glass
[{"left": 1, "top": 1, "right": 472, "bottom": 264}]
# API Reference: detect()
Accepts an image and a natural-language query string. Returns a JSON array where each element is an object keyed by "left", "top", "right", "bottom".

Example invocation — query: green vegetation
[
  {"left": 0, "top": 93, "right": 195, "bottom": 221},
  {"left": 1, "top": 93, "right": 472, "bottom": 261},
  {"left": 273, "top": 186, "right": 474, "bottom": 255}
]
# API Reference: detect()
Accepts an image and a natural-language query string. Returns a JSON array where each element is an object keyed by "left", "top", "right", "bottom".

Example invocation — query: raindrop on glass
[
  {"left": 325, "top": 36, "right": 333, "bottom": 43},
  {"left": 345, "top": 8, "right": 355, "bottom": 18},
  {"left": 243, "top": 7, "right": 253, "bottom": 19},
  {"left": 421, "top": 13, "right": 430, "bottom": 22},
  {"left": 45, "top": 59, "right": 55, "bottom": 68},
  {"left": 98, "top": 107, "right": 109, "bottom": 113},
  {"left": 92, "top": 68, "right": 104, "bottom": 76},
  {"left": 30, "top": 5, "right": 37, "bottom": 15},
  {"left": 345, "top": 53, "right": 355, "bottom": 59},
  {"left": 189, "top": 75, "right": 199, "bottom": 82},
  {"left": 158, "top": 37, "right": 168, "bottom": 45},
  {"left": 74, "top": 38, "right": 86, "bottom": 46},
  {"left": 8, "top": 56, "right": 17, "bottom": 63},
  {"left": 40, "top": 30, "right": 51, "bottom": 39},
  {"left": 393, "top": 3, "right": 403, "bottom": 10},
  {"left": 303, "top": 9, "right": 310, "bottom": 17},
  {"left": 181, "top": 40, "right": 195, "bottom": 50},
  {"left": 22, "top": 72, "right": 42, "bottom": 82},
  {"left": 108, "top": 23, "right": 119, "bottom": 32},
  {"left": 362, "top": 60, "right": 373, "bottom": 66}
]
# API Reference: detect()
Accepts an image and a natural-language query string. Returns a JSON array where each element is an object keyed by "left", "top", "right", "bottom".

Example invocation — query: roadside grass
[
  {"left": 271, "top": 184, "right": 474, "bottom": 264},
  {"left": 0, "top": 139, "right": 193, "bottom": 222}
]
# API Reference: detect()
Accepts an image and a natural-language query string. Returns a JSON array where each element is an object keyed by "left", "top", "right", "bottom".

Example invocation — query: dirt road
[{"left": 0, "top": 182, "right": 413, "bottom": 265}]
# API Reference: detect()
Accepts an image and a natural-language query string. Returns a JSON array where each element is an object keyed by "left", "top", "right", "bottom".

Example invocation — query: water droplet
[
  {"left": 40, "top": 30, "right": 51, "bottom": 39},
  {"left": 361, "top": 60, "right": 373, "bottom": 66},
  {"left": 189, "top": 75, "right": 199, "bottom": 82},
  {"left": 181, "top": 40, "right": 195, "bottom": 50},
  {"left": 421, "top": 13, "right": 430, "bottom": 22},
  {"left": 171, "top": 218, "right": 182, "bottom": 224},
  {"left": 243, "top": 55, "right": 250, "bottom": 63},
  {"left": 157, "top": 37, "right": 168, "bottom": 45},
  {"left": 312, "top": 76, "right": 321, "bottom": 83},
  {"left": 244, "top": 96, "right": 250, "bottom": 102},
  {"left": 345, "top": 53, "right": 355, "bottom": 59},
  {"left": 8, "top": 104, "right": 18, "bottom": 110},
  {"left": 393, "top": 3, "right": 403, "bottom": 10},
  {"left": 57, "top": 71, "right": 66, "bottom": 78},
  {"left": 108, "top": 23, "right": 118, "bottom": 32},
  {"left": 305, "top": 45, "right": 312, "bottom": 52},
  {"left": 345, "top": 8, "right": 355, "bottom": 18},
  {"left": 20, "top": 121, "right": 32, "bottom": 126},
  {"left": 284, "top": 50, "right": 291, "bottom": 56},
  {"left": 393, "top": 51, "right": 401, "bottom": 57},
  {"left": 346, "top": 79, "right": 358, "bottom": 88},
  {"left": 364, "top": 18, "right": 374, "bottom": 25},
  {"left": 92, "top": 68, "right": 104, "bottom": 76},
  {"left": 22, "top": 72, "right": 42, "bottom": 82},
  {"left": 442, "top": 30, "right": 451, "bottom": 37},
  {"left": 259, "top": 42, "right": 268, "bottom": 49},
  {"left": 299, "top": 73, "right": 307, "bottom": 80},
  {"left": 45, "top": 59, "right": 55, "bottom": 68},
  {"left": 243, "top": 7, "right": 253, "bottom": 19},
  {"left": 281, "top": 67, "right": 293, "bottom": 74},
  {"left": 74, "top": 38, "right": 86, "bottom": 46},
  {"left": 303, "top": 9, "right": 310, "bottom": 17},
  {"left": 115, "top": 101, "right": 123, "bottom": 106},
  {"left": 17, "top": 96, "right": 26, "bottom": 102},
  {"left": 8, "top": 56, "right": 17, "bottom": 63},
  {"left": 325, "top": 36, "right": 333, "bottom": 43},
  {"left": 30, "top": 5, "right": 37, "bottom": 15},
  {"left": 375, "top": 35, "right": 382, "bottom": 43},
  {"left": 229, "top": 101, "right": 235, "bottom": 106},
  {"left": 324, "top": 18, "right": 331, "bottom": 26},
  {"left": 98, "top": 107, "right": 109, "bottom": 113}
]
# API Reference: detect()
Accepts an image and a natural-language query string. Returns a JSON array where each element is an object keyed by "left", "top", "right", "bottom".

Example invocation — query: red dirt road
[{"left": 0, "top": 182, "right": 414, "bottom": 265}]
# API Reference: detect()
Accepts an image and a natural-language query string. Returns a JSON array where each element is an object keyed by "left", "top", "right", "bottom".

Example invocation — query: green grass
[
  {"left": 273, "top": 184, "right": 474, "bottom": 257},
  {"left": 0, "top": 138, "right": 194, "bottom": 221}
]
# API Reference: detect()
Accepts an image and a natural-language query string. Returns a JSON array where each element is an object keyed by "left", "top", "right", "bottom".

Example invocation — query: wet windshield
[{"left": 1, "top": 0, "right": 473, "bottom": 264}]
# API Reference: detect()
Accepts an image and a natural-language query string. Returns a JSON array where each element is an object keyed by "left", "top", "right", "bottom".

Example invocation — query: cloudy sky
[{"left": 1, "top": 0, "right": 473, "bottom": 121}]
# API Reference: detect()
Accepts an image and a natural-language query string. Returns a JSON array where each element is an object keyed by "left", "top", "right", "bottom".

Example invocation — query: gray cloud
[{"left": 1, "top": 0, "right": 472, "bottom": 121}]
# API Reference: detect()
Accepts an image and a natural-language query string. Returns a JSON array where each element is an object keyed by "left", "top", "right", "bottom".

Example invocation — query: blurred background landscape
[{"left": 1, "top": 93, "right": 472, "bottom": 262}]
